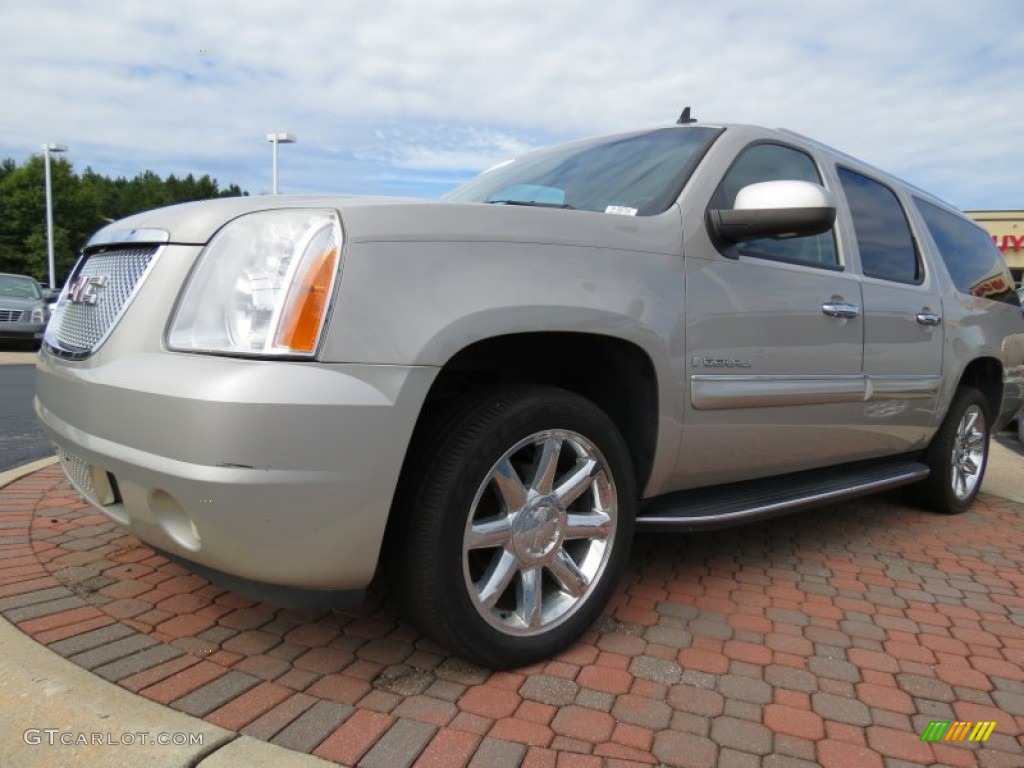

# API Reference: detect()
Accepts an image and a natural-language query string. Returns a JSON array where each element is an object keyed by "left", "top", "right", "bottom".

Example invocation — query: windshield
[
  {"left": 444, "top": 126, "right": 722, "bottom": 216},
  {"left": 0, "top": 275, "right": 42, "bottom": 300}
]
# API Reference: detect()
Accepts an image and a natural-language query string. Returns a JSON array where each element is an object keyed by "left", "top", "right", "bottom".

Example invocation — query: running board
[{"left": 636, "top": 458, "right": 929, "bottom": 532}]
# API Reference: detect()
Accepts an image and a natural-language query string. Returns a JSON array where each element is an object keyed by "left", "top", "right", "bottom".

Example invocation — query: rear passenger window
[
  {"left": 838, "top": 168, "right": 920, "bottom": 284},
  {"left": 711, "top": 143, "right": 838, "bottom": 268},
  {"left": 915, "top": 198, "right": 1020, "bottom": 305}
]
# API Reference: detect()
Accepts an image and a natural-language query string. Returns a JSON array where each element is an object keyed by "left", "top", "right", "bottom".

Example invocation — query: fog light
[{"left": 149, "top": 489, "right": 201, "bottom": 551}]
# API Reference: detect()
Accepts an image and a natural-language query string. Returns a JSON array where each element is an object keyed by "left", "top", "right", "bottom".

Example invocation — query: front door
[{"left": 676, "top": 142, "right": 870, "bottom": 489}]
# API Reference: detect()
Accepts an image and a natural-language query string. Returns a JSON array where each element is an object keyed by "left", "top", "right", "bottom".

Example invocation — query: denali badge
[
  {"left": 691, "top": 356, "right": 753, "bottom": 368},
  {"left": 67, "top": 275, "right": 107, "bottom": 305}
]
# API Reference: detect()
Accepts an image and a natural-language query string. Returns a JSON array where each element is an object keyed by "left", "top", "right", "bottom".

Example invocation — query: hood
[
  {"left": 87, "top": 195, "right": 427, "bottom": 247},
  {"left": 89, "top": 195, "right": 683, "bottom": 257},
  {"left": 0, "top": 295, "right": 43, "bottom": 310}
]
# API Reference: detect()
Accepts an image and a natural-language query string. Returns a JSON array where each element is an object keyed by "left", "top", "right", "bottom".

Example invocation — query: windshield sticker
[{"left": 605, "top": 205, "right": 638, "bottom": 216}]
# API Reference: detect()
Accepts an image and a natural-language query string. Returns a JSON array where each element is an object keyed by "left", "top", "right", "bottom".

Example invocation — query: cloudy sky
[{"left": 2, "top": 0, "right": 1021, "bottom": 209}]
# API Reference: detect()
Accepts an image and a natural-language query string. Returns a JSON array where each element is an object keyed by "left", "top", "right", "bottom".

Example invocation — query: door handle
[
  {"left": 822, "top": 302, "right": 861, "bottom": 319},
  {"left": 916, "top": 312, "right": 942, "bottom": 326}
]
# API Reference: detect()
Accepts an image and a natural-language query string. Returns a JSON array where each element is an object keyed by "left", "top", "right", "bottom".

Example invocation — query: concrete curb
[
  {"left": 0, "top": 351, "right": 38, "bottom": 366},
  {"left": 0, "top": 616, "right": 234, "bottom": 767},
  {"left": 0, "top": 455, "right": 58, "bottom": 491},
  {"left": 0, "top": 612, "right": 337, "bottom": 767},
  {"left": 987, "top": 437, "right": 1024, "bottom": 503}
]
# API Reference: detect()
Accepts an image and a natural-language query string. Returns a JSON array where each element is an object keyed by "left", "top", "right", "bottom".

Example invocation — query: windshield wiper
[{"left": 486, "top": 200, "right": 575, "bottom": 210}]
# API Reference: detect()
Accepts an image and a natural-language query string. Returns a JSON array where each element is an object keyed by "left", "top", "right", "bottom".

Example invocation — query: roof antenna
[{"left": 676, "top": 107, "right": 697, "bottom": 124}]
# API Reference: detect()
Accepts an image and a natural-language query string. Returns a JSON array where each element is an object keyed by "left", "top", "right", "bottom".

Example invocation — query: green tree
[{"left": 0, "top": 156, "right": 246, "bottom": 284}]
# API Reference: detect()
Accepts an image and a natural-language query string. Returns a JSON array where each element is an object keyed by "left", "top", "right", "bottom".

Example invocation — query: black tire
[
  {"left": 906, "top": 386, "right": 990, "bottom": 514},
  {"left": 385, "top": 384, "right": 635, "bottom": 669}
]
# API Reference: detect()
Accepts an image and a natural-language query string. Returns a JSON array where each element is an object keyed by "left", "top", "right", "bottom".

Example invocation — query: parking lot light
[
  {"left": 43, "top": 143, "right": 69, "bottom": 290},
  {"left": 266, "top": 132, "right": 296, "bottom": 195}
]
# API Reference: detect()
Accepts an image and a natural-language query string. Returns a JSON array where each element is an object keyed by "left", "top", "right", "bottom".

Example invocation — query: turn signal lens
[{"left": 275, "top": 244, "right": 339, "bottom": 352}]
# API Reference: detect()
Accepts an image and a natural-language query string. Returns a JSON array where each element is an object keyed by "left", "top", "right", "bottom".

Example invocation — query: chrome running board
[{"left": 636, "top": 458, "right": 929, "bottom": 532}]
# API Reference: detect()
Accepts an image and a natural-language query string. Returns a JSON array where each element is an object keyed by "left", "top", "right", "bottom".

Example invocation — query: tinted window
[
  {"left": 711, "top": 143, "right": 837, "bottom": 268},
  {"left": 838, "top": 168, "right": 920, "bottom": 284},
  {"left": 445, "top": 127, "right": 721, "bottom": 216},
  {"left": 915, "top": 198, "right": 1019, "bottom": 305}
]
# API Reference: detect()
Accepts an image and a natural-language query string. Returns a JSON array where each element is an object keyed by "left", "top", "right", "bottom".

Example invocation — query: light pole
[
  {"left": 266, "top": 132, "right": 296, "bottom": 194},
  {"left": 43, "top": 143, "right": 68, "bottom": 290}
]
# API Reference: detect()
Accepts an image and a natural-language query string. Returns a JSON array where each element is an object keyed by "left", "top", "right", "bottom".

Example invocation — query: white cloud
[{"left": 0, "top": 0, "right": 1021, "bottom": 206}]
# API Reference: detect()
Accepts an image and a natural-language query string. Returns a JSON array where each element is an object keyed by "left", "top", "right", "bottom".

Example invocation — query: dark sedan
[{"left": 0, "top": 273, "right": 49, "bottom": 349}]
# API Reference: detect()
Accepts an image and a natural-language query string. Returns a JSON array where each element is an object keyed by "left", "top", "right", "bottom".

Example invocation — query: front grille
[
  {"left": 0, "top": 309, "right": 24, "bottom": 322},
  {"left": 56, "top": 445, "right": 95, "bottom": 500},
  {"left": 45, "top": 244, "right": 160, "bottom": 359}
]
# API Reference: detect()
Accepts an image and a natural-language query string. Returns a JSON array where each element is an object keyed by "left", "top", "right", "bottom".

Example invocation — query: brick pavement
[{"left": 2, "top": 465, "right": 1023, "bottom": 767}]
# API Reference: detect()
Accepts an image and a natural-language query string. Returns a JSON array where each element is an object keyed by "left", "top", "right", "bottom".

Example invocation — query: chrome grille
[
  {"left": 56, "top": 445, "right": 95, "bottom": 499},
  {"left": 45, "top": 245, "right": 160, "bottom": 359},
  {"left": 0, "top": 309, "right": 24, "bottom": 322}
]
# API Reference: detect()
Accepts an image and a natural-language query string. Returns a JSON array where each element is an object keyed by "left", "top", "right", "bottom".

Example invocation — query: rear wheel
[
  {"left": 907, "top": 386, "right": 990, "bottom": 514},
  {"left": 386, "top": 385, "right": 635, "bottom": 668}
]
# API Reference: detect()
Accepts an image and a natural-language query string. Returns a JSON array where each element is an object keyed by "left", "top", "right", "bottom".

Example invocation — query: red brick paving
[
  {"left": 311, "top": 709, "right": 394, "bottom": 764},
  {"left": 205, "top": 680, "right": 294, "bottom": 730},
  {"left": 412, "top": 728, "right": 481, "bottom": 768},
  {"left": 3, "top": 465, "right": 1024, "bottom": 766}
]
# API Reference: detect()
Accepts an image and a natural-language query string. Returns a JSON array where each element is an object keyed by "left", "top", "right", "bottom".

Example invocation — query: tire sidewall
[
  {"left": 930, "top": 388, "right": 990, "bottom": 514},
  {"left": 425, "top": 390, "right": 635, "bottom": 667}
]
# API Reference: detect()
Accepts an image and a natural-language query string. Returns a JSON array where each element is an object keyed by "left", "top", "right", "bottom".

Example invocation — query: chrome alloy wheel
[
  {"left": 950, "top": 404, "right": 986, "bottom": 501},
  {"left": 462, "top": 429, "right": 617, "bottom": 636}
]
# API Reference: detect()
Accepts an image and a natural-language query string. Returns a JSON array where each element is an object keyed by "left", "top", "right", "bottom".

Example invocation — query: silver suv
[{"left": 36, "top": 120, "right": 1024, "bottom": 667}]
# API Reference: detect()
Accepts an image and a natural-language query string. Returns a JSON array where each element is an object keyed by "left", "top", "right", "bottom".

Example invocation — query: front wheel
[
  {"left": 907, "top": 386, "right": 990, "bottom": 514},
  {"left": 385, "top": 385, "right": 635, "bottom": 669}
]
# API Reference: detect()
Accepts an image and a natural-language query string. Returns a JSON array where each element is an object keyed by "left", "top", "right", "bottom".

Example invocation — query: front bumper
[
  {"left": 0, "top": 320, "right": 45, "bottom": 341},
  {"left": 36, "top": 351, "right": 436, "bottom": 589}
]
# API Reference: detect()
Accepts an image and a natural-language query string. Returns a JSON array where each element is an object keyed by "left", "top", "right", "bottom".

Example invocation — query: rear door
[{"left": 835, "top": 167, "right": 944, "bottom": 450}]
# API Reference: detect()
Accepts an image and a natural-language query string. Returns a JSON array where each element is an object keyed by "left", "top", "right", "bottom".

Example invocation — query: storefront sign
[{"left": 992, "top": 234, "right": 1023, "bottom": 251}]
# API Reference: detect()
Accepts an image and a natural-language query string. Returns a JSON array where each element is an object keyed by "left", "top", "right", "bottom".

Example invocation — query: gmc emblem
[{"left": 67, "top": 275, "right": 107, "bottom": 305}]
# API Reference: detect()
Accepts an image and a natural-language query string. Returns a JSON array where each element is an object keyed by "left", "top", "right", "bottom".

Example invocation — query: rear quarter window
[{"left": 914, "top": 198, "right": 1020, "bottom": 306}]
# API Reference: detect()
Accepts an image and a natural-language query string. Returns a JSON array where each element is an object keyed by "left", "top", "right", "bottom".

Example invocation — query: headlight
[
  {"left": 168, "top": 209, "right": 342, "bottom": 356},
  {"left": 30, "top": 306, "right": 46, "bottom": 323}
]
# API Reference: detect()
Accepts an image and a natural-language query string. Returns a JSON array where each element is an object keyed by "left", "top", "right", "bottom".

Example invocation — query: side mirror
[
  {"left": 43, "top": 288, "right": 58, "bottom": 303},
  {"left": 707, "top": 180, "right": 836, "bottom": 245}
]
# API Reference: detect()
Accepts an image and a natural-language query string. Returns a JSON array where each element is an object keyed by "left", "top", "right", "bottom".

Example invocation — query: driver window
[{"left": 711, "top": 143, "right": 838, "bottom": 268}]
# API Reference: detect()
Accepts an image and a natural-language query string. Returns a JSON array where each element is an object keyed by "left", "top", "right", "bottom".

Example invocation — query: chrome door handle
[
  {"left": 822, "top": 302, "right": 861, "bottom": 319},
  {"left": 916, "top": 312, "right": 942, "bottom": 326}
]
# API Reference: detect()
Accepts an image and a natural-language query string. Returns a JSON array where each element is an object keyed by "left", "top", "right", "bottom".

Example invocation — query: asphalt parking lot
[
  {"left": 2, "top": 444, "right": 1023, "bottom": 767},
  {"left": 0, "top": 352, "right": 53, "bottom": 472}
]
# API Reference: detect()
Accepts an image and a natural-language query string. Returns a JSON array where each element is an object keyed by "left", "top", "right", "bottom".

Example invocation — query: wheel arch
[
  {"left": 398, "top": 331, "right": 660, "bottom": 500},
  {"left": 955, "top": 357, "right": 1003, "bottom": 424}
]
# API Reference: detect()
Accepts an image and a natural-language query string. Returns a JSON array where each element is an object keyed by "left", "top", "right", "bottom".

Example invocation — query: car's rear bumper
[{"left": 35, "top": 350, "right": 436, "bottom": 589}]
